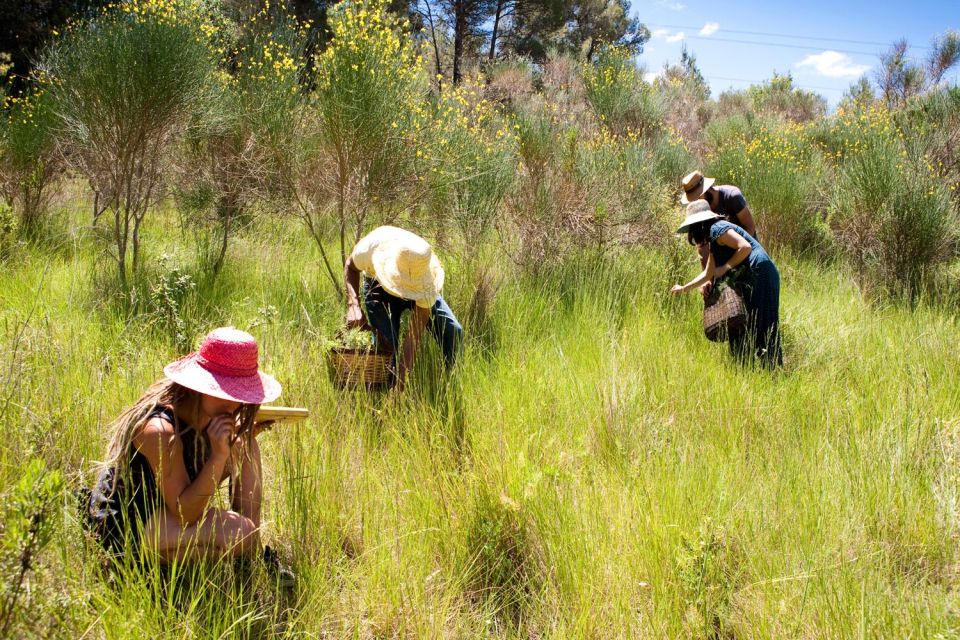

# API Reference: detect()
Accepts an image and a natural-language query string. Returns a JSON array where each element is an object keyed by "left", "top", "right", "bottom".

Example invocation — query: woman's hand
[
  {"left": 345, "top": 303, "right": 370, "bottom": 330},
  {"left": 671, "top": 284, "right": 685, "bottom": 295},
  {"left": 252, "top": 420, "right": 275, "bottom": 438},
  {"left": 207, "top": 413, "right": 237, "bottom": 459},
  {"left": 716, "top": 263, "right": 731, "bottom": 278}
]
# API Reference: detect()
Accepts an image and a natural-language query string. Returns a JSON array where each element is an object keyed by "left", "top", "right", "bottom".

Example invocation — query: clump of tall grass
[{"left": 462, "top": 487, "right": 545, "bottom": 628}]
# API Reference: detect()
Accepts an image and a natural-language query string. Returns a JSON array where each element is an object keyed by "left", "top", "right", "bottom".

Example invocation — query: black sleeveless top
[{"left": 88, "top": 407, "right": 209, "bottom": 552}]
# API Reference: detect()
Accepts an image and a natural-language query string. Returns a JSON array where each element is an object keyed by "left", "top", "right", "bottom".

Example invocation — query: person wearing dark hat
[
  {"left": 87, "top": 327, "right": 293, "bottom": 583},
  {"left": 344, "top": 225, "right": 463, "bottom": 392},
  {"left": 671, "top": 201, "right": 782, "bottom": 368}
]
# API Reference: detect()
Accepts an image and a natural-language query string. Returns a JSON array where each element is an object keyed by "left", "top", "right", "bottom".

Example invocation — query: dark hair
[{"left": 686, "top": 219, "right": 715, "bottom": 246}]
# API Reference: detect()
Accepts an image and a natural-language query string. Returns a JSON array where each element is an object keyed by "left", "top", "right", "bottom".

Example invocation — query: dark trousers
[{"left": 362, "top": 278, "right": 463, "bottom": 368}]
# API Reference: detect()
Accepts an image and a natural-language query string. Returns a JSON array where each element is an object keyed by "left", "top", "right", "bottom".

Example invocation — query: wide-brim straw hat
[
  {"left": 163, "top": 327, "right": 281, "bottom": 404},
  {"left": 679, "top": 170, "right": 716, "bottom": 204},
  {"left": 676, "top": 199, "right": 720, "bottom": 234},
  {"left": 370, "top": 227, "right": 444, "bottom": 305}
]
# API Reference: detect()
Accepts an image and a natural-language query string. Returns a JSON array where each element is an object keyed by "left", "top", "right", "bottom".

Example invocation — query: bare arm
[
  {"left": 229, "top": 435, "right": 262, "bottom": 527},
  {"left": 343, "top": 256, "right": 369, "bottom": 330},
  {"left": 734, "top": 206, "right": 756, "bottom": 238},
  {"left": 135, "top": 415, "right": 235, "bottom": 526},
  {"left": 714, "top": 228, "right": 752, "bottom": 275},
  {"left": 394, "top": 305, "right": 431, "bottom": 392},
  {"left": 672, "top": 251, "right": 717, "bottom": 295}
]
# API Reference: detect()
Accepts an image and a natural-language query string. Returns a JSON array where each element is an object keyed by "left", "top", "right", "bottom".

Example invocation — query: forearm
[
  {"left": 679, "top": 267, "right": 712, "bottom": 293},
  {"left": 724, "top": 246, "right": 751, "bottom": 270},
  {"left": 344, "top": 261, "right": 362, "bottom": 310},
  {"left": 231, "top": 439, "right": 262, "bottom": 526},
  {"left": 174, "top": 453, "right": 228, "bottom": 524}
]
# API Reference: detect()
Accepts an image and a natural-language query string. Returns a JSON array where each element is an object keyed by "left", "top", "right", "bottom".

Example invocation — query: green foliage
[
  {"left": 0, "top": 201, "right": 16, "bottom": 259},
  {"left": 674, "top": 519, "right": 743, "bottom": 638},
  {"left": 583, "top": 46, "right": 662, "bottom": 137},
  {"left": 706, "top": 116, "right": 831, "bottom": 254},
  {"left": 148, "top": 253, "right": 197, "bottom": 351},
  {"left": 0, "top": 458, "right": 64, "bottom": 639},
  {"left": 830, "top": 134, "right": 957, "bottom": 302},
  {"left": 463, "top": 488, "right": 542, "bottom": 626},
  {"left": 0, "top": 86, "right": 63, "bottom": 237},
  {"left": 43, "top": 0, "right": 218, "bottom": 287},
  {"left": 423, "top": 81, "right": 518, "bottom": 254}
]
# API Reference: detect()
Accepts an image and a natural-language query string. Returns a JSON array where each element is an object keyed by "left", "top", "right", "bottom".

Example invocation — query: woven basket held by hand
[
  {"left": 328, "top": 347, "right": 393, "bottom": 389},
  {"left": 703, "top": 284, "right": 747, "bottom": 342}
]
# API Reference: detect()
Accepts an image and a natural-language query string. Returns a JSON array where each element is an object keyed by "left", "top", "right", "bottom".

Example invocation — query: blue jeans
[{"left": 362, "top": 278, "right": 463, "bottom": 369}]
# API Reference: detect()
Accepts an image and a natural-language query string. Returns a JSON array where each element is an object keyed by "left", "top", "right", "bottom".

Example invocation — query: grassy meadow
[
  {"left": 1, "top": 0, "right": 959, "bottom": 637},
  {"left": 0, "top": 199, "right": 958, "bottom": 638}
]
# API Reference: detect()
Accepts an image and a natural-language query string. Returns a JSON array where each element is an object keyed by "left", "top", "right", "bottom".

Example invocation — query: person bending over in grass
[
  {"left": 680, "top": 170, "right": 758, "bottom": 293},
  {"left": 87, "top": 327, "right": 293, "bottom": 584},
  {"left": 344, "top": 225, "right": 463, "bottom": 392},
  {"left": 671, "top": 200, "right": 782, "bottom": 368}
]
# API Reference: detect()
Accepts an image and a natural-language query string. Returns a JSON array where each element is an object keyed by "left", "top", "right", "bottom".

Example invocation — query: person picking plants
[
  {"left": 86, "top": 327, "right": 294, "bottom": 585},
  {"left": 671, "top": 200, "right": 782, "bottom": 368},
  {"left": 343, "top": 225, "right": 462, "bottom": 392},
  {"left": 680, "top": 170, "right": 759, "bottom": 293}
]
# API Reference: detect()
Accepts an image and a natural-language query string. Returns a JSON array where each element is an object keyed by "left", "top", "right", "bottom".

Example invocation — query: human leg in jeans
[{"left": 428, "top": 295, "right": 463, "bottom": 368}]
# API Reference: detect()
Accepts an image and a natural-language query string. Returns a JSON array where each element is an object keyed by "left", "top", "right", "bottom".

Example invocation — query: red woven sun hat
[{"left": 163, "top": 327, "right": 281, "bottom": 404}]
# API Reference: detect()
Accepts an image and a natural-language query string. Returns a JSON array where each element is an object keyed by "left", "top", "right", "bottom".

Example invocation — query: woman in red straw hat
[{"left": 87, "top": 327, "right": 289, "bottom": 575}]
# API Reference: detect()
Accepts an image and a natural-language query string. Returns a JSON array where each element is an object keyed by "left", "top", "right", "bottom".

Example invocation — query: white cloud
[
  {"left": 652, "top": 28, "right": 670, "bottom": 39},
  {"left": 666, "top": 31, "right": 686, "bottom": 43},
  {"left": 796, "top": 50, "right": 870, "bottom": 78},
  {"left": 699, "top": 22, "right": 719, "bottom": 36},
  {"left": 644, "top": 70, "right": 662, "bottom": 83},
  {"left": 656, "top": 0, "right": 686, "bottom": 10}
]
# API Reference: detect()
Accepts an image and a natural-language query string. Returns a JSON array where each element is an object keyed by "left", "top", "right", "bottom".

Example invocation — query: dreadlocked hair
[{"left": 98, "top": 380, "right": 259, "bottom": 484}]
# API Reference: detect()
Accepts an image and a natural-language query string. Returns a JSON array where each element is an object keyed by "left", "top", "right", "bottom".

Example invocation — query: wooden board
[{"left": 255, "top": 406, "right": 310, "bottom": 424}]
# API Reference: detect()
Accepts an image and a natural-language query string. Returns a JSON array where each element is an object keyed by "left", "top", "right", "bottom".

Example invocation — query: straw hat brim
[
  {"left": 676, "top": 211, "right": 721, "bottom": 235},
  {"left": 371, "top": 251, "right": 445, "bottom": 305},
  {"left": 164, "top": 355, "right": 282, "bottom": 404},
  {"left": 679, "top": 176, "right": 716, "bottom": 204}
]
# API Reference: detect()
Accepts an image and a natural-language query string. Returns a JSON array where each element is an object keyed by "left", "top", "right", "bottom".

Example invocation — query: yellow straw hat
[
  {"left": 369, "top": 226, "right": 444, "bottom": 305},
  {"left": 679, "top": 170, "right": 716, "bottom": 205}
]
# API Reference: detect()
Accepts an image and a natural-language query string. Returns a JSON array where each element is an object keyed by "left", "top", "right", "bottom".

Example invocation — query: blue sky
[{"left": 632, "top": 0, "right": 960, "bottom": 108}]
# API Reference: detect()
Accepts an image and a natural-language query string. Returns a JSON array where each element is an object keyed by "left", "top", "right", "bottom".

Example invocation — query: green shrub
[
  {"left": 583, "top": 46, "right": 662, "bottom": 138},
  {"left": 706, "top": 116, "right": 831, "bottom": 254},
  {"left": 830, "top": 134, "right": 958, "bottom": 301},
  {"left": 0, "top": 87, "right": 63, "bottom": 238},
  {"left": 43, "top": 0, "right": 217, "bottom": 288}
]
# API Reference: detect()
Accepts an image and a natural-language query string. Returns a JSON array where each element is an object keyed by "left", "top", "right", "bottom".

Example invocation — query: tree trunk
[
  {"left": 488, "top": 0, "right": 505, "bottom": 62},
  {"left": 452, "top": 0, "right": 467, "bottom": 85}
]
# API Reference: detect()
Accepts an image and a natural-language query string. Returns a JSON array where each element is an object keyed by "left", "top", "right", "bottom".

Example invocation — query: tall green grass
[{"left": 1, "top": 202, "right": 959, "bottom": 637}]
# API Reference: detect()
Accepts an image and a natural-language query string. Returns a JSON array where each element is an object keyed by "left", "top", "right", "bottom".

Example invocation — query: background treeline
[{"left": 1, "top": 0, "right": 957, "bottom": 308}]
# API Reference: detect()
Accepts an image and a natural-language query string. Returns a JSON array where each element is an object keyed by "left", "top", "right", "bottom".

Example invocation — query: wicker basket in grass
[
  {"left": 326, "top": 329, "right": 393, "bottom": 388},
  {"left": 703, "top": 283, "right": 747, "bottom": 342}
]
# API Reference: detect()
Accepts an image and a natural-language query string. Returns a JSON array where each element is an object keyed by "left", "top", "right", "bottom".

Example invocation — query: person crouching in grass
[
  {"left": 87, "top": 327, "right": 293, "bottom": 584},
  {"left": 671, "top": 200, "right": 783, "bottom": 368},
  {"left": 343, "top": 225, "right": 463, "bottom": 392}
]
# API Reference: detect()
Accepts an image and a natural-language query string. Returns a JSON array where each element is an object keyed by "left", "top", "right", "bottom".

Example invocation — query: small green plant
[
  {"left": 0, "top": 201, "right": 16, "bottom": 259},
  {"left": 149, "top": 254, "right": 196, "bottom": 351},
  {"left": 0, "top": 458, "right": 64, "bottom": 639},
  {"left": 675, "top": 519, "right": 744, "bottom": 640},
  {"left": 462, "top": 488, "right": 542, "bottom": 626}
]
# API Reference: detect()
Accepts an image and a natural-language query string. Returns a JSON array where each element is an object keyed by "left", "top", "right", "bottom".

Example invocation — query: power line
[
  {"left": 705, "top": 75, "right": 847, "bottom": 93},
  {"left": 666, "top": 34, "right": 885, "bottom": 57},
  {"left": 645, "top": 23, "right": 932, "bottom": 50}
]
